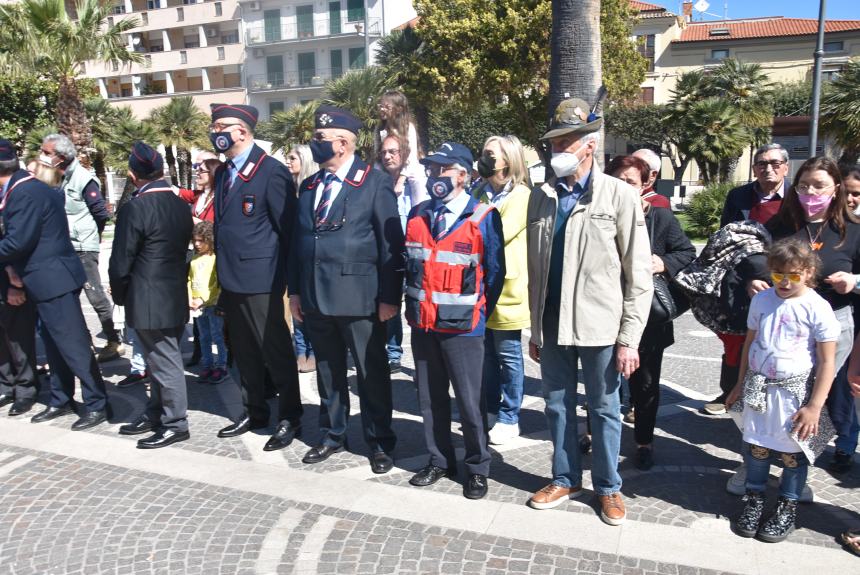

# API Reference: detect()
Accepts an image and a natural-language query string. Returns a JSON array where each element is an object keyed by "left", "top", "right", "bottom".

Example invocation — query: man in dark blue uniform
[
  {"left": 110, "top": 142, "right": 194, "bottom": 448},
  {"left": 0, "top": 139, "right": 109, "bottom": 430},
  {"left": 210, "top": 104, "right": 303, "bottom": 450},
  {"left": 288, "top": 105, "right": 404, "bottom": 473}
]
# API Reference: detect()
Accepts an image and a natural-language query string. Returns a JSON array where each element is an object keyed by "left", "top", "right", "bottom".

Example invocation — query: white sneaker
[
  {"left": 726, "top": 464, "right": 747, "bottom": 495},
  {"left": 488, "top": 422, "right": 520, "bottom": 445}
]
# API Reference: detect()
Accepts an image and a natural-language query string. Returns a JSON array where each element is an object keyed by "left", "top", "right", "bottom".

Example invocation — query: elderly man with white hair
[{"left": 632, "top": 148, "right": 671, "bottom": 209}]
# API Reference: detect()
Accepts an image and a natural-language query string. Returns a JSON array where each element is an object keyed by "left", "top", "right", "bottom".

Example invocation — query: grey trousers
[{"left": 136, "top": 326, "right": 188, "bottom": 432}]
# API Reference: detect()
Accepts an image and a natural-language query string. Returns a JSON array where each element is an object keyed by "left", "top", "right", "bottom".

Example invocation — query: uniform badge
[
  {"left": 214, "top": 134, "right": 232, "bottom": 151},
  {"left": 242, "top": 194, "right": 256, "bottom": 216},
  {"left": 318, "top": 113, "right": 333, "bottom": 126}
]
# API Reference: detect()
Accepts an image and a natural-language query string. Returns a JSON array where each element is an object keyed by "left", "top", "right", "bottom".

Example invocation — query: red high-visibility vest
[{"left": 404, "top": 202, "right": 495, "bottom": 334}]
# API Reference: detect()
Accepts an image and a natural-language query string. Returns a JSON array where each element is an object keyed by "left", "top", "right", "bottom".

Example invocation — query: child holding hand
[{"left": 188, "top": 221, "right": 226, "bottom": 383}]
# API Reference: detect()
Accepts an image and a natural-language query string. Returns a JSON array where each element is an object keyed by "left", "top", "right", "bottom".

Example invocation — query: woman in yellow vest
[{"left": 474, "top": 135, "right": 532, "bottom": 445}]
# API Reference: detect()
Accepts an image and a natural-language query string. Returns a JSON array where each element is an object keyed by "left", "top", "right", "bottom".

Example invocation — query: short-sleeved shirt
[{"left": 743, "top": 287, "right": 839, "bottom": 452}]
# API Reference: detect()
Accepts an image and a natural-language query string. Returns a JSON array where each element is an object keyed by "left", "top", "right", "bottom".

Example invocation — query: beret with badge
[
  {"left": 314, "top": 104, "right": 363, "bottom": 134},
  {"left": 210, "top": 103, "right": 259, "bottom": 130},
  {"left": 128, "top": 141, "right": 163, "bottom": 176}
]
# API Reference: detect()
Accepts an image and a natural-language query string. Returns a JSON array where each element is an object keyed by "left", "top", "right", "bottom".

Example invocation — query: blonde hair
[
  {"left": 482, "top": 134, "right": 530, "bottom": 188},
  {"left": 288, "top": 145, "right": 318, "bottom": 186},
  {"left": 31, "top": 162, "right": 63, "bottom": 187}
]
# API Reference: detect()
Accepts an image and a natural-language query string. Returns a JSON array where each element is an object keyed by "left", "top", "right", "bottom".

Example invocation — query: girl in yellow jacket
[{"left": 188, "top": 221, "right": 226, "bottom": 383}]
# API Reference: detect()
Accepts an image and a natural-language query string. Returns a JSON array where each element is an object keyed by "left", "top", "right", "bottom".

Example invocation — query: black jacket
[
  {"left": 109, "top": 180, "right": 194, "bottom": 330},
  {"left": 288, "top": 157, "right": 404, "bottom": 317},
  {"left": 720, "top": 179, "right": 787, "bottom": 228},
  {"left": 0, "top": 170, "right": 85, "bottom": 302}
]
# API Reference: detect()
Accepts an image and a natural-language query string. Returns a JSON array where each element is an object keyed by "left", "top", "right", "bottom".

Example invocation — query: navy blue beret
[
  {"left": 0, "top": 139, "right": 17, "bottom": 163},
  {"left": 210, "top": 103, "right": 259, "bottom": 130},
  {"left": 315, "top": 104, "right": 363, "bottom": 134},
  {"left": 128, "top": 141, "right": 163, "bottom": 176}
]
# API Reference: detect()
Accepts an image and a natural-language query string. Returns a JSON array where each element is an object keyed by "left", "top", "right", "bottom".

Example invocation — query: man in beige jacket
[{"left": 525, "top": 98, "right": 653, "bottom": 525}]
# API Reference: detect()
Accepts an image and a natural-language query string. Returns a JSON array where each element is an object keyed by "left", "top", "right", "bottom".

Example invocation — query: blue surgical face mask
[
  {"left": 310, "top": 139, "right": 336, "bottom": 164},
  {"left": 210, "top": 131, "right": 235, "bottom": 153},
  {"left": 426, "top": 176, "right": 455, "bottom": 201}
]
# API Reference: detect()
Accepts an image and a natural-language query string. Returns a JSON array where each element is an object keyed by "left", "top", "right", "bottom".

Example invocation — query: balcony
[
  {"left": 245, "top": 17, "right": 380, "bottom": 47},
  {"left": 247, "top": 67, "right": 360, "bottom": 92},
  {"left": 90, "top": 42, "right": 243, "bottom": 76},
  {"left": 106, "top": 0, "right": 239, "bottom": 33}
]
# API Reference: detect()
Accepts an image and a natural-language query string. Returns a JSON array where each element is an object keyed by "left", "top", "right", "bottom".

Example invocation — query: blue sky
[{"left": 677, "top": 0, "right": 858, "bottom": 20}]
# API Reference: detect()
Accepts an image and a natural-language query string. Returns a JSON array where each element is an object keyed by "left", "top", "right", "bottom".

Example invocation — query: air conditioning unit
[
  {"left": 249, "top": 1, "right": 260, "bottom": 10},
  {"left": 206, "top": 29, "right": 218, "bottom": 38},
  {"left": 252, "top": 48, "right": 265, "bottom": 58}
]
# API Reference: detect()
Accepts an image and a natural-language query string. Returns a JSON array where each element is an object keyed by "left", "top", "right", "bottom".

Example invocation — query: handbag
[{"left": 648, "top": 212, "right": 690, "bottom": 325}]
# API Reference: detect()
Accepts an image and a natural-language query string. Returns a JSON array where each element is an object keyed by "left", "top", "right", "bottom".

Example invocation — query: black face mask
[
  {"left": 477, "top": 153, "right": 497, "bottom": 179},
  {"left": 210, "top": 131, "right": 235, "bottom": 153},
  {"left": 310, "top": 139, "right": 336, "bottom": 164}
]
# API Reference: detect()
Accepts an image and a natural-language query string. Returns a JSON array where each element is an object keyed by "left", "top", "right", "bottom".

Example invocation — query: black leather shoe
[
  {"left": 116, "top": 372, "right": 149, "bottom": 389},
  {"left": 137, "top": 429, "right": 190, "bottom": 449},
  {"left": 464, "top": 474, "right": 488, "bottom": 499},
  {"left": 0, "top": 394, "right": 13, "bottom": 408},
  {"left": 263, "top": 422, "right": 302, "bottom": 451},
  {"left": 370, "top": 451, "right": 394, "bottom": 474},
  {"left": 31, "top": 404, "right": 74, "bottom": 424},
  {"left": 409, "top": 464, "right": 455, "bottom": 487},
  {"left": 302, "top": 443, "right": 345, "bottom": 464},
  {"left": 119, "top": 415, "right": 156, "bottom": 436},
  {"left": 217, "top": 416, "right": 268, "bottom": 438},
  {"left": 8, "top": 399, "right": 35, "bottom": 416},
  {"left": 71, "top": 410, "right": 107, "bottom": 431}
]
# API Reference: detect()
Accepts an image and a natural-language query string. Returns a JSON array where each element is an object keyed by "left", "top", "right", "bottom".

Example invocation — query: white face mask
[
  {"left": 39, "top": 154, "right": 56, "bottom": 167},
  {"left": 550, "top": 146, "right": 584, "bottom": 178}
]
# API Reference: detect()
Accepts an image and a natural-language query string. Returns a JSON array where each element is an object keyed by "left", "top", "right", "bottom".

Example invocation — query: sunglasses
[{"left": 770, "top": 272, "right": 802, "bottom": 284}]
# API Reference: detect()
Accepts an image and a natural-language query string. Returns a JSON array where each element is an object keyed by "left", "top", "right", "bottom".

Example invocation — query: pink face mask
[{"left": 797, "top": 192, "right": 833, "bottom": 218}]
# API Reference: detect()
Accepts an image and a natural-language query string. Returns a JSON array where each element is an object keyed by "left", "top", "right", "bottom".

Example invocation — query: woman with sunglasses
[
  {"left": 177, "top": 154, "right": 222, "bottom": 223},
  {"left": 766, "top": 157, "right": 860, "bottom": 483}
]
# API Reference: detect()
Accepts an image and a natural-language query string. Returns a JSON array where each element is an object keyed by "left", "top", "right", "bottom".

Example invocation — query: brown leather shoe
[
  {"left": 598, "top": 492, "right": 626, "bottom": 526},
  {"left": 528, "top": 483, "right": 583, "bottom": 510}
]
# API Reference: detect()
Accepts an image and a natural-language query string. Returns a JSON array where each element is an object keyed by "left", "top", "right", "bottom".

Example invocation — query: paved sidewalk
[{"left": 0, "top": 240, "right": 856, "bottom": 574}]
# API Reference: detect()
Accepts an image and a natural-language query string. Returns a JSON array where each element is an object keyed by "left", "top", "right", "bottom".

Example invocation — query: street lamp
[{"left": 809, "top": 0, "right": 826, "bottom": 158}]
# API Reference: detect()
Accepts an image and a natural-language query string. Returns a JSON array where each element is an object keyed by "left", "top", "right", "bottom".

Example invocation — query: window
[
  {"left": 177, "top": 7, "right": 184, "bottom": 21},
  {"left": 142, "top": 13, "right": 148, "bottom": 25},
  {"left": 269, "top": 101, "right": 285, "bottom": 116},
  {"left": 348, "top": 47, "right": 365, "bottom": 70},
  {"left": 329, "top": 1, "right": 341, "bottom": 34},
  {"left": 639, "top": 87, "right": 654, "bottom": 105},
  {"left": 330, "top": 49, "right": 343, "bottom": 79},
  {"left": 297, "top": 5, "right": 314, "bottom": 38},
  {"left": 214, "top": 2, "right": 222, "bottom": 16},
  {"left": 346, "top": 0, "right": 364, "bottom": 22},
  {"left": 80, "top": 62, "right": 86, "bottom": 74},
  {"left": 107, "top": 16, "right": 114, "bottom": 26},
  {"left": 221, "top": 31, "right": 239, "bottom": 44},
  {"left": 150, "top": 44, "right": 164, "bottom": 52},
  {"left": 121, "top": 88, "right": 132, "bottom": 97},
  {"left": 823, "top": 68, "right": 842, "bottom": 82},
  {"left": 710, "top": 48, "right": 729, "bottom": 61},
  {"left": 180, "top": 50, "right": 187, "bottom": 64},
  {"left": 184, "top": 37, "right": 199, "bottom": 49},
  {"left": 264, "top": 9, "right": 281, "bottom": 43},
  {"left": 144, "top": 54, "right": 152, "bottom": 68},
  {"left": 297, "top": 52, "right": 315, "bottom": 85},
  {"left": 823, "top": 41, "right": 844, "bottom": 53},
  {"left": 637, "top": 34, "right": 655, "bottom": 72},
  {"left": 217, "top": 46, "right": 225, "bottom": 60},
  {"left": 112, "top": 61, "right": 119, "bottom": 71},
  {"left": 267, "top": 55, "right": 284, "bottom": 86},
  {"left": 146, "top": 0, "right": 157, "bottom": 9}
]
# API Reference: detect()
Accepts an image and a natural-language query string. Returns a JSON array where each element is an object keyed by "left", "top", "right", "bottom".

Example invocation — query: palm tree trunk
[
  {"left": 164, "top": 145, "right": 178, "bottom": 185},
  {"left": 56, "top": 76, "right": 93, "bottom": 156},
  {"left": 117, "top": 177, "right": 136, "bottom": 214},
  {"left": 548, "top": 0, "right": 603, "bottom": 176},
  {"left": 92, "top": 151, "right": 108, "bottom": 197},
  {"left": 177, "top": 147, "right": 191, "bottom": 188}
]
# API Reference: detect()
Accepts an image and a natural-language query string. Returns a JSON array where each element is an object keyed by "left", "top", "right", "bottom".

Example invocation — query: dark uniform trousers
[
  {"left": 39, "top": 289, "right": 107, "bottom": 413},
  {"left": 221, "top": 290, "right": 302, "bottom": 425},
  {"left": 136, "top": 326, "right": 188, "bottom": 432},
  {"left": 412, "top": 330, "right": 490, "bottom": 476},
  {"left": 303, "top": 310, "right": 395, "bottom": 452},
  {"left": 0, "top": 299, "right": 38, "bottom": 400}
]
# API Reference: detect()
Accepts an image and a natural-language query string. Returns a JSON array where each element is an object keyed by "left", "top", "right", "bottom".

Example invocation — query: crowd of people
[{"left": 0, "top": 90, "right": 859, "bottom": 553}]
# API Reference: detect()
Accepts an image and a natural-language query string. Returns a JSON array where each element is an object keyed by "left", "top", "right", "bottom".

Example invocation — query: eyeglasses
[
  {"left": 381, "top": 148, "right": 401, "bottom": 156},
  {"left": 754, "top": 160, "right": 786, "bottom": 170},
  {"left": 771, "top": 272, "right": 803, "bottom": 284},
  {"left": 197, "top": 169, "right": 210, "bottom": 175},
  {"left": 796, "top": 183, "right": 837, "bottom": 195},
  {"left": 208, "top": 122, "right": 242, "bottom": 132}
]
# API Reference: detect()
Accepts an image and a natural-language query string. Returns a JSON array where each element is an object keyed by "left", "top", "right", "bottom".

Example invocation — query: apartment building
[
  {"left": 85, "top": 0, "right": 246, "bottom": 118},
  {"left": 241, "top": 0, "right": 415, "bottom": 120}
]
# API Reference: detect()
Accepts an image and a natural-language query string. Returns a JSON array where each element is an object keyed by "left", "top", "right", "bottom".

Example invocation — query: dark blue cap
[
  {"left": 210, "top": 103, "right": 259, "bottom": 130},
  {"left": 420, "top": 142, "right": 473, "bottom": 170},
  {"left": 314, "top": 104, "right": 363, "bottom": 134},
  {"left": 128, "top": 141, "right": 163, "bottom": 176},
  {"left": 0, "top": 139, "right": 17, "bottom": 162}
]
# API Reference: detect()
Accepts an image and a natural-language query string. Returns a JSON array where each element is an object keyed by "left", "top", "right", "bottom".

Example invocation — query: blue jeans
[
  {"left": 540, "top": 310, "right": 622, "bottom": 495},
  {"left": 483, "top": 328, "right": 524, "bottom": 425},
  {"left": 197, "top": 307, "right": 226, "bottom": 369},
  {"left": 743, "top": 442, "right": 808, "bottom": 500},
  {"left": 386, "top": 311, "right": 403, "bottom": 362},
  {"left": 125, "top": 327, "right": 146, "bottom": 375},
  {"left": 293, "top": 320, "right": 314, "bottom": 358}
]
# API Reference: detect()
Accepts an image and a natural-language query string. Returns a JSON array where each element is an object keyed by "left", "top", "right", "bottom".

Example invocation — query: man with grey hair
[
  {"left": 632, "top": 148, "right": 671, "bottom": 209},
  {"left": 40, "top": 134, "right": 122, "bottom": 362}
]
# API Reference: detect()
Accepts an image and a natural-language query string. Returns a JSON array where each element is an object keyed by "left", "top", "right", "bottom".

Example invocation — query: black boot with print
[
  {"left": 733, "top": 489, "right": 766, "bottom": 538},
  {"left": 756, "top": 496, "right": 797, "bottom": 543}
]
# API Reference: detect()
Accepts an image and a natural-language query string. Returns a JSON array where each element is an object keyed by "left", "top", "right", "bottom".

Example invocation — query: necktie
[
  {"left": 432, "top": 206, "right": 448, "bottom": 239},
  {"left": 315, "top": 172, "right": 336, "bottom": 224}
]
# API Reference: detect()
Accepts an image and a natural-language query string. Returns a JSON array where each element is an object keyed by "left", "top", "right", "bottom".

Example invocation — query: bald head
[{"left": 632, "top": 149, "right": 660, "bottom": 189}]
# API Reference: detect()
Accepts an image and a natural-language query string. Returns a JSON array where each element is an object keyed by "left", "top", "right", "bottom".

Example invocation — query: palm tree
[
  {"left": 110, "top": 111, "right": 159, "bottom": 211},
  {"left": 84, "top": 97, "right": 121, "bottom": 191},
  {"left": 322, "top": 66, "right": 391, "bottom": 160},
  {"left": 820, "top": 58, "right": 860, "bottom": 168},
  {"left": 149, "top": 97, "right": 209, "bottom": 187},
  {"left": 0, "top": 0, "right": 141, "bottom": 156},
  {"left": 681, "top": 98, "right": 748, "bottom": 185},
  {"left": 547, "top": 0, "right": 602, "bottom": 170},
  {"left": 257, "top": 101, "right": 318, "bottom": 157}
]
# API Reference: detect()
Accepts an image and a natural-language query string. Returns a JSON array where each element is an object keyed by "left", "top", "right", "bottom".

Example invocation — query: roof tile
[{"left": 677, "top": 17, "right": 860, "bottom": 42}]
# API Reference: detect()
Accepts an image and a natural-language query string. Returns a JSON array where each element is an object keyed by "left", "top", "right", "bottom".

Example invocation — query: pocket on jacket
[
  {"left": 590, "top": 213, "right": 616, "bottom": 230},
  {"left": 341, "top": 262, "right": 375, "bottom": 275},
  {"left": 435, "top": 304, "right": 474, "bottom": 331}
]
